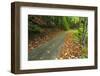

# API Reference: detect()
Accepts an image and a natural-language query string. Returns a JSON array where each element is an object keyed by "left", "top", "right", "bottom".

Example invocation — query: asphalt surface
[{"left": 28, "top": 31, "right": 67, "bottom": 60}]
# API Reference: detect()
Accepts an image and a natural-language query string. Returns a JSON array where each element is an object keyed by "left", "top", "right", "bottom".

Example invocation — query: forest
[{"left": 28, "top": 15, "right": 88, "bottom": 60}]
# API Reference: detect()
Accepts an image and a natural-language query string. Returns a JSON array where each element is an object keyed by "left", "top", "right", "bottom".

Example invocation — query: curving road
[{"left": 28, "top": 31, "right": 67, "bottom": 60}]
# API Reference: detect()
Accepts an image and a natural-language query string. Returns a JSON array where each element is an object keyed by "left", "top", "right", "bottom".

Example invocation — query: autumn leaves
[
  {"left": 58, "top": 31, "right": 82, "bottom": 59},
  {"left": 28, "top": 15, "right": 88, "bottom": 60},
  {"left": 28, "top": 28, "right": 62, "bottom": 51}
]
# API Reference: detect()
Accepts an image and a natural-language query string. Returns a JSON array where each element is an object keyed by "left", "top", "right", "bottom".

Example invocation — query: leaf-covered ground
[
  {"left": 28, "top": 30, "right": 87, "bottom": 60},
  {"left": 28, "top": 28, "right": 62, "bottom": 51},
  {"left": 57, "top": 31, "right": 82, "bottom": 59}
]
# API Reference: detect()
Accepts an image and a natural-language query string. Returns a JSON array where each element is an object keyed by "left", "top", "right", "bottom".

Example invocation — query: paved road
[{"left": 28, "top": 31, "right": 67, "bottom": 60}]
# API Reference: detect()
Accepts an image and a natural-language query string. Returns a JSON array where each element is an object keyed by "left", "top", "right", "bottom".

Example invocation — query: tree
[{"left": 79, "top": 17, "right": 88, "bottom": 47}]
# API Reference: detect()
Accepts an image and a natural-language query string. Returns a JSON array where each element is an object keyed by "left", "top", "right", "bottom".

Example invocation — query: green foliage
[
  {"left": 72, "top": 29, "right": 88, "bottom": 58},
  {"left": 73, "top": 27, "right": 88, "bottom": 45},
  {"left": 28, "top": 23, "right": 43, "bottom": 33},
  {"left": 28, "top": 15, "right": 70, "bottom": 31},
  {"left": 71, "top": 16, "right": 80, "bottom": 24},
  {"left": 73, "top": 28, "right": 82, "bottom": 42},
  {"left": 62, "top": 17, "right": 69, "bottom": 30},
  {"left": 81, "top": 47, "right": 88, "bottom": 58},
  {"left": 28, "top": 16, "right": 88, "bottom": 41}
]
